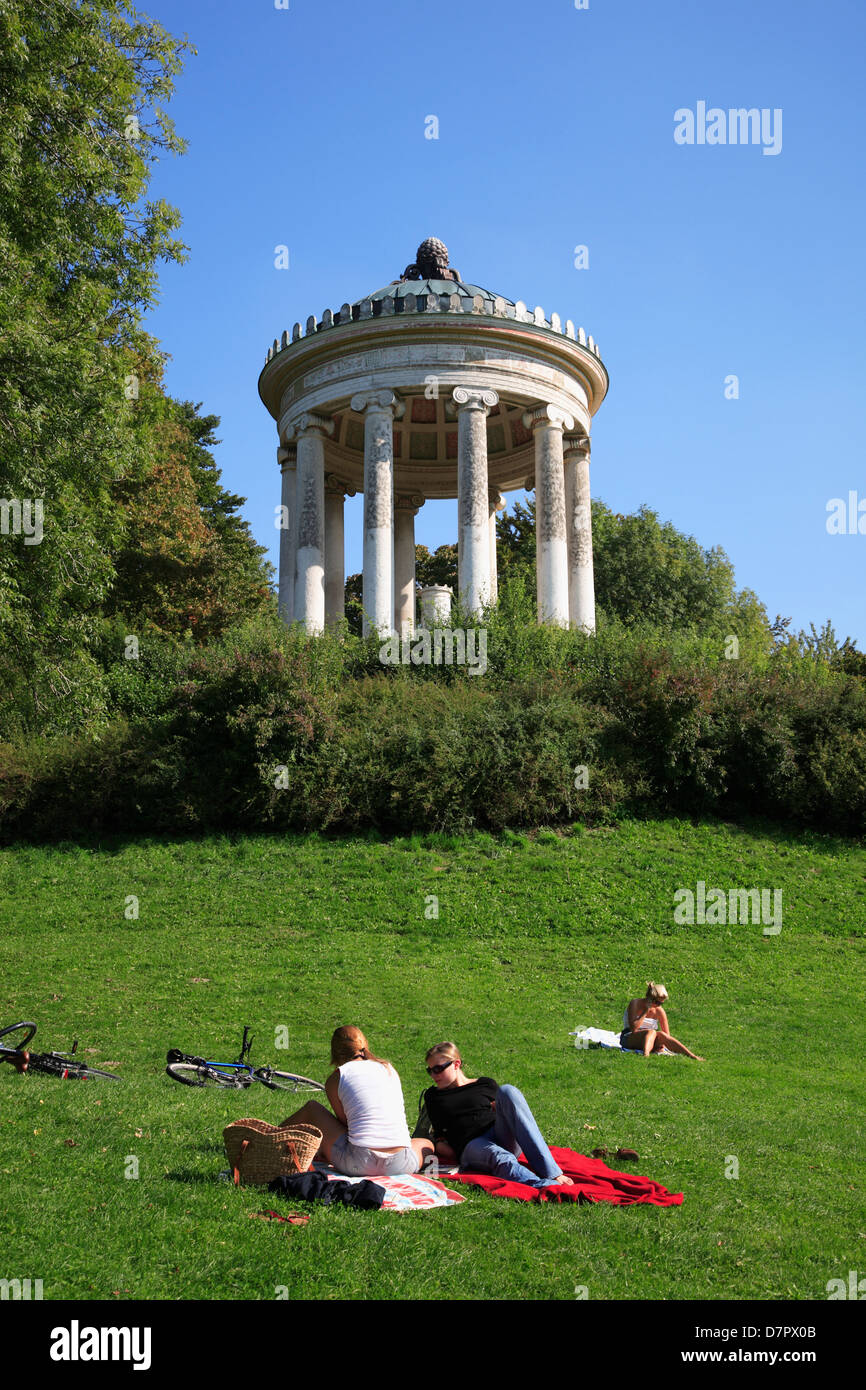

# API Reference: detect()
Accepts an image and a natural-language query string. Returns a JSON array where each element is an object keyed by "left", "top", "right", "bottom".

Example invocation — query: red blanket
[{"left": 446, "top": 1146, "right": 683, "bottom": 1206}]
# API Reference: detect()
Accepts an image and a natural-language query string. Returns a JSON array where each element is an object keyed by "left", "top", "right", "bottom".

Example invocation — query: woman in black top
[{"left": 419, "top": 1042, "right": 573, "bottom": 1188}]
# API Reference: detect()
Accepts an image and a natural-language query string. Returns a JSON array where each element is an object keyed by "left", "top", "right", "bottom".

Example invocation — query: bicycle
[
  {"left": 165, "top": 1026, "right": 324, "bottom": 1093},
  {"left": 0, "top": 1021, "right": 121, "bottom": 1081}
]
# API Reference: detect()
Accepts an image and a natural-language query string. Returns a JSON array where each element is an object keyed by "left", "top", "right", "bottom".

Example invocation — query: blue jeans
[{"left": 459, "top": 1084, "right": 563, "bottom": 1187}]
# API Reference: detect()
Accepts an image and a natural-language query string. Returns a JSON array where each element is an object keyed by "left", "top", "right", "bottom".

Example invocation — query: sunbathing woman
[
  {"left": 416, "top": 1041, "right": 574, "bottom": 1187},
  {"left": 281, "top": 1025, "right": 434, "bottom": 1177},
  {"left": 621, "top": 982, "right": 704, "bottom": 1059}
]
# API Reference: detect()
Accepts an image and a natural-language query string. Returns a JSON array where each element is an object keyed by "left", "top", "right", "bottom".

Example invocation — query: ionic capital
[
  {"left": 277, "top": 445, "right": 297, "bottom": 471},
  {"left": 325, "top": 472, "right": 357, "bottom": 497},
  {"left": 350, "top": 389, "right": 406, "bottom": 419},
  {"left": 564, "top": 433, "right": 591, "bottom": 462},
  {"left": 395, "top": 492, "right": 425, "bottom": 512},
  {"left": 452, "top": 386, "right": 499, "bottom": 413},
  {"left": 522, "top": 403, "right": 575, "bottom": 433},
  {"left": 488, "top": 488, "right": 506, "bottom": 511},
  {"left": 289, "top": 412, "right": 335, "bottom": 440}
]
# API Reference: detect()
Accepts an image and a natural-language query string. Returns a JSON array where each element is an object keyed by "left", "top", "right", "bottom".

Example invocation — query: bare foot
[{"left": 554, "top": 1174, "right": 574, "bottom": 1186}]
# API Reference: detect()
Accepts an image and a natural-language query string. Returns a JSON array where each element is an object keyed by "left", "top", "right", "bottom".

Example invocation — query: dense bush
[{"left": 1, "top": 615, "right": 863, "bottom": 841}]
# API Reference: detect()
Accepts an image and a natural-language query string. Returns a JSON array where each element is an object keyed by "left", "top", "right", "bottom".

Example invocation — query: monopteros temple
[{"left": 258, "top": 238, "right": 608, "bottom": 636}]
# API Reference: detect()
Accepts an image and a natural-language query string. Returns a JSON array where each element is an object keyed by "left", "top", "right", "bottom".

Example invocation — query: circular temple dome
[
  {"left": 258, "top": 236, "right": 609, "bottom": 481},
  {"left": 358, "top": 278, "right": 515, "bottom": 316},
  {"left": 260, "top": 236, "right": 609, "bottom": 636},
  {"left": 358, "top": 237, "right": 514, "bottom": 316}
]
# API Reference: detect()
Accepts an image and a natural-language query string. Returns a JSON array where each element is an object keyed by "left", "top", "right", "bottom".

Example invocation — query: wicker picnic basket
[{"left": 223, "top": 1118, "right": 323, "bottom": 1186}]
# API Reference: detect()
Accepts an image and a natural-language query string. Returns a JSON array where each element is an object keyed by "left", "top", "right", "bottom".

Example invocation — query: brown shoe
[
  {"left": 591, "top": 1147, "right": 609, "bottom": 1159},
  {"left": 615, "top": 1147, "right": 639, "bottom": 1161}
]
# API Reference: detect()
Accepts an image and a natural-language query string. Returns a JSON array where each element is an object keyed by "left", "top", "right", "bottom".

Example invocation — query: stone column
[
  {"left": 324, "top": 474, "right": 355, "bottom": 628},
  {"left": 277, "top": 445, "right": 297, "bottom": 625},
  {"left": 290, "top": 412, "right": 333, "bottom": 635},
  {"left": 488, "top": 488, "right": 505, "bottom": 604},
  {"left": 523, "top": 404, "right": 574, "bottom": 627},
  {"left": 564, "top": 435, "right": 595, "bottom": 633},
  {"left": 453, "top": 387, "right": 498, "bottom": 617},
  {"left": 351, "top": 390, "right": 404, "bottom": 638},
  {"left": 394, "top": 493, "right": 423, "bottom": 638}
]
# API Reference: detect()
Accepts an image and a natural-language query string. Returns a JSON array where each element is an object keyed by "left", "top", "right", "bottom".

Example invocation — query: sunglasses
[{"left": 426, "top": 1061, "right": 456, "bottom": 1075}]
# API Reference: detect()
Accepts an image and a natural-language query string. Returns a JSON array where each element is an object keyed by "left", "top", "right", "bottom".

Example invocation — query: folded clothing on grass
[
  {"left": 269, "top": 1172, "right": 386, "bottom": 1209},
  {"left": 570, "top": 1026, "right": 675, "bottom": 1055},
  {"left": 447, "top": 1145, "right": 683, "bottom": 1206},
  {"left": 299, "top": 1165, "right": 466, "bottom": 1211}
]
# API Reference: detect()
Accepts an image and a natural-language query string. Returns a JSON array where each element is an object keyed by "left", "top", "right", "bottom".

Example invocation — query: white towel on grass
[{"left": 570, "top": 1026, "right": 675, "bottom": 1055}]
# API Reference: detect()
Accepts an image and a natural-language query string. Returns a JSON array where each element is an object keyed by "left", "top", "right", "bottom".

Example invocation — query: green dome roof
[
  {"left": 356, "top": 278, "right": 515, "bottom": 316},
  {"left": 352, "top": 241, "right": 514, "bottom": 317},
  {"left": 261, "top": 238, "right": 607, "bottom": 368}
]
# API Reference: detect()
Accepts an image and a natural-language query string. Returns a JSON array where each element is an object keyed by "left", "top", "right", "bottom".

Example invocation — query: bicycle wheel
[
  {"left": 0, "top": 1021, "right": 37, "bottom": 1053},
  {"left": 24, "top": 1052, "right": 117, "bottom": 1081},
  {"left": 60, "top": 1062, "right": 121, "bottom": 1081},
  {"left": 254, "top": 1067, "right": 325, "bottom": 1093},
  {"left": 166, "top": 1062, "right": 252, "bottom": 1089}
]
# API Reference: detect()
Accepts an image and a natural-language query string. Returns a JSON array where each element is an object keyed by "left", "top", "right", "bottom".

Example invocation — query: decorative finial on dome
[{"left": 400, "top": 237, "right": 461, "bottom": 283}]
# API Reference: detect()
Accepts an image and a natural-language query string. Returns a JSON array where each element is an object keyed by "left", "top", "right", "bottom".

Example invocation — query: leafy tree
[
  {"left": 415, "top": 543, "right": 457, "bottom": 591},
  {"left": 496, "top": 498, "right": 536, "bottom": 582},
  {"left": 836, "top": 638, "right": 866, "bottom": 680},
  {"left": 0, "top": 0, "right": 190, "bottom": 720},
  {"left": 344, "top": 499, "right": 768, "bottom": 639},
  {"left": 108, "top": 344, "right": 272, "bottom": 639},
  {"left": 772, "top": 620, "right": 866, "bottom": 676},
  {"left": 591, "top": 502, "right": 736, "bottom": 630},
  {"left": 494, "top": 495, "right": 771, "bottom": 639}
]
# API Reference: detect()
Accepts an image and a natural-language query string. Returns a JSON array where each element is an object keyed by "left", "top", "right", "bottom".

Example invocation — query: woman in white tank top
[{"left": 279, "top": 1026, "right": 435, "bottom": 1177}]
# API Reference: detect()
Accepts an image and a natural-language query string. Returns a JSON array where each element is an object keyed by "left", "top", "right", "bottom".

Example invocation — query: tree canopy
[
  {"left": 0, "top": 1, "right": 271, "bottom": 731},
  {"left": 496, "top": 496, "right": 771, "bottom": 641},
  {"left": 342, "top": 497, "right": 771, "bottom": 642}
]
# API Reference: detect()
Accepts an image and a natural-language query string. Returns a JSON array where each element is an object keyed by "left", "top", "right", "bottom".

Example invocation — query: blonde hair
[
  {"left": 425, "top": 1040, "right": 462, "bottom": 1066},
  {"left": 645, "top": 982, "right": 669, "bottom": 1004},
  {"left": 330, "top": 1025, "right": 389, "bottom": 1069}
]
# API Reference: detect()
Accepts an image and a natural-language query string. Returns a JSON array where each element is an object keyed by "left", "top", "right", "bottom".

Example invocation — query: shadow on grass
[
  {"left": 5, "top": 814, "right": 857, "bottom": 856},
  {"left": 163, "top": 1167, "right": 228, "bottom": 1186}
]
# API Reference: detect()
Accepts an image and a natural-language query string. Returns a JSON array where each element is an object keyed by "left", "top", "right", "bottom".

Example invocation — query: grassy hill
[{"left": 0, "top": 818, "right": 863, "bottom": 1300}]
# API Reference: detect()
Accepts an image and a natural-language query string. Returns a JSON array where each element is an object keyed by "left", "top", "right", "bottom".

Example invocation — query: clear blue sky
[{"left": 143, "top": 0, "right": 866, "bottom": 645}]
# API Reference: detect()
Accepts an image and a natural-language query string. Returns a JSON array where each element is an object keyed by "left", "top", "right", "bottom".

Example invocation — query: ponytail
[{"left": 330, "top": 1026, "right": 390, "bottom": 1070}]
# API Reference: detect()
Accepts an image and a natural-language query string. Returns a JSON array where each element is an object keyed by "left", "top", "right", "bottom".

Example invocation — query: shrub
[{"left": 1, "top": 621, "right": 863, "bottom": 842}]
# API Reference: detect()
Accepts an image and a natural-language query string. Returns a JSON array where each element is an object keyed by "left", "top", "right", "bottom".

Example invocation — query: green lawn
[{"left": 0, "top": 818, "right": 863, "bottom": 1301}]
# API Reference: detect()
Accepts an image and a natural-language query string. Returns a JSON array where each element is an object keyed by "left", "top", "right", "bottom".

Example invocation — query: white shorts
[{"left": 331, "top": 1134, "right": 419, "bottom": 1177}]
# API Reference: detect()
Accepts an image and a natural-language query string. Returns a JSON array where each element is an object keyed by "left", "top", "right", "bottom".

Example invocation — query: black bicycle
[
  {"left": 0, "top": 1022, "right": 121, "bottom": 1081},
  {"left": 165, "top": 1026, "right": 324, "bottom": 1093}
]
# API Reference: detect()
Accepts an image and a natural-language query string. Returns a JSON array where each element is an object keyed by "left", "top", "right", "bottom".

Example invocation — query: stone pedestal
[{"left": 419, "top": 585, "right": 454, "bottom": 628}]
